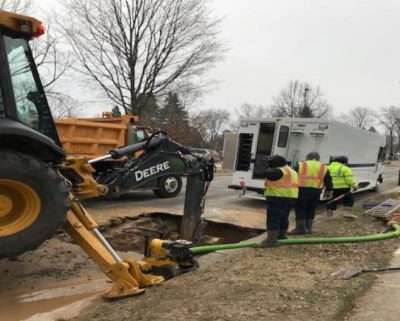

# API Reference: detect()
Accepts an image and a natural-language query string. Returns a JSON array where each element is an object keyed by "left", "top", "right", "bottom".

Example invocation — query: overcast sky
[
  {"left": 36, "top": 0, "right": 400, "bottom": 116},
  {"left": 199, "top": 0, "right": 400, "bottom": 114}
]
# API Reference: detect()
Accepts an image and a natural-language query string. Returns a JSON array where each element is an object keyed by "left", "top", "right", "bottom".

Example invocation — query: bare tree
[
  {"left": 271, "top": 80, "right": 331, "bottom": 118},
  {"left": 345, "top": 106, "right": 376, "bottom": 130},
  {"left": 0, "top": 0, "right": 33, "bottom": 13},
  {"left": 32, "top": 27, "right": 69, "bottom": 82},
  {"left": 235, "top": 102, "right": 270, "bottom": 118},
  {"left": 0, "top": 2, "right": 78, "bottom": 118},
  {"left": 191, "top": 109, "right": 230, "bottom": 147},
  {"left": 61, "top": 0, "right": 224, "bottom": 117},
  {"left": 29, "top": 14, "right": 78, "bottom": 118},
  {"left": 50, "top": 96, "right": 82, "bottom": 119},
  {"left": 230, "top": 102, "right": 270, "bottom": 131},
  {"left": 32, "top": 23, "right": 70, "bottom": 90},
  {"left": 379, "top": 106, "right": 400, "bottom": 158}
]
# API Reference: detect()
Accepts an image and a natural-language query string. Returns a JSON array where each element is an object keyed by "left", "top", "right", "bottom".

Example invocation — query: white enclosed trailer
[{"left": 228, "top": 118, "right": 386, "bottom": 198}]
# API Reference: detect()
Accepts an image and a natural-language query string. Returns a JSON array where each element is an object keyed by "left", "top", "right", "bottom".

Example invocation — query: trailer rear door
[
  {"left": 273, "top": 121, "right": 291, "bottom": 160},
  {"left": 235, "top": 121, "right": 260, "bottom": 172},
  {"left": 253, "top": 122, "right": 276, "bottom": 178}
]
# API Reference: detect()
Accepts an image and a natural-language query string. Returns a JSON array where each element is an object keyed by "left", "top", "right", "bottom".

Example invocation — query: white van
[{"left": 228, "top": 118, "right": 386, "bottom": 199}]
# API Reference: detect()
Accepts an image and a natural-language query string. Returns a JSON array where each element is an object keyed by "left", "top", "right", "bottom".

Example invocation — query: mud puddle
[
  {"left": 0, "top": 249, "right": 143, "bottom": 321},
  {"left": 0, "top": 276, "right": 107, "bottom": 321}
]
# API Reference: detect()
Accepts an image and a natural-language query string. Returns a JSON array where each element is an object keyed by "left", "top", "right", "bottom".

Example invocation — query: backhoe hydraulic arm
[
  {"left": 94, "top": 132, "right": 215, "bottom": 242},
  {"left": 95, "top": 132, "right": 213, "bottom": 196}
]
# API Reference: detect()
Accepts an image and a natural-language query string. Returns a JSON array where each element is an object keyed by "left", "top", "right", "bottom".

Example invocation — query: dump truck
[
  {"left": 228, "top": 118, "right": 386, "bottom": 199},
  {"left": 55, "top": 114, "right": 183, "bottom": 198},
  {"left": 0, "top": 9, "right": 214, "bottom": 298}
]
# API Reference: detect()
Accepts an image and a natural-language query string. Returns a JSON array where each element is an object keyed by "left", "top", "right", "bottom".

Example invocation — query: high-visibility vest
[
  {"left": 328, "top": 161, "right": 356, "bottom": 189},
  {"left": 298, "top": 160, "right": 327, "bottom": 189},
  {"left": 264, "top": 166, "right": 299, "bottom": 199}
]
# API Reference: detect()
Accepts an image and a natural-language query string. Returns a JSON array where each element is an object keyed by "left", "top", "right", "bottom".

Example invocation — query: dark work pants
[
  {"left": 325, "top": 188, "right": 354, "bottom": 210},
  {"left": 295, "top": 190, "right": 321, "bottom": 220},
  {"left": 266, "top": 199, "right": 295, "bottom": 231}
]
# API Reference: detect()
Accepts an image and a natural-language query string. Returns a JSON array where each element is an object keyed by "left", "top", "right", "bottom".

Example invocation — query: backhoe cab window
[
  {"left": 133, "top": 129, "right": 146, "bottom": 143},
  {"left": 4, "top": 36, "right": 40, "bottom": 130}
]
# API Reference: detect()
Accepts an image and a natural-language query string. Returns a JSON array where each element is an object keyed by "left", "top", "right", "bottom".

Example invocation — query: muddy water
[{"left": 0, "top": 277, "right": 107, "bottom": 321}]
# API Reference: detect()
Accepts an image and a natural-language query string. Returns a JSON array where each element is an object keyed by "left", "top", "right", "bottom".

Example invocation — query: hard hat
[
  {"left": 332, "top": 155, "right": 349, "bottom": 164},
  {"left": 306, "top": 152, "right": 320, "bottom": 161},
  {"left": 269, "top": 155, "right": 287, "bottom": 168}
]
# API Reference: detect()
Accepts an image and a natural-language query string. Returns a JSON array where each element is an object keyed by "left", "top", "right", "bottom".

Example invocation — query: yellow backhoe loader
[{"left": 0, "top": 10, "right": 214, "bottom": 299}]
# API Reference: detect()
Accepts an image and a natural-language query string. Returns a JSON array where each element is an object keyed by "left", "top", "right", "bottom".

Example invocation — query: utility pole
[
  {"left": 302, "top": 85, "right": 312, "bottom": 118},
  {"left": 303, "top": 86, "right": 309, "bottom": 109}
]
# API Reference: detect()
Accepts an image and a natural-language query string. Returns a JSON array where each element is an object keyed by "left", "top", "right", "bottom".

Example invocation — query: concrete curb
[{"left": 214, "top": 171, "right": 233, "bottom": 177}]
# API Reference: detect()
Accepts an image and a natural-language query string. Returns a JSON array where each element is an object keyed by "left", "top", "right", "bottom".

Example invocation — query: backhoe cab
[
  {"left": 0, "top": 10, "right": 63, "bottom": 159},
  {"left": 0, "top": 10, "right": 214, "bottom": 299}
]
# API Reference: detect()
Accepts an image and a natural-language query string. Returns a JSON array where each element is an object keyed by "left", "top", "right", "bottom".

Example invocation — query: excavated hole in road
[{"left": 98, "top": 212, "right": 265, "bottom": 253}]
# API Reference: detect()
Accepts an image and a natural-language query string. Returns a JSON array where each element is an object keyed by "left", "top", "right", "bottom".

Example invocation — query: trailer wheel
[
  {"left": 0, "top": 150, "right": 69, "bottom": 258},
  {"left": 153, "top": 175, "right": 182, "bottom": 198},
  {"left": 370, "top": 181, "right": 380, "bottom": 193}
]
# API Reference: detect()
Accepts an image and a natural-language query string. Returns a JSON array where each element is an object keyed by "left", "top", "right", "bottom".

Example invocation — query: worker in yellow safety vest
[
  {"left": 326, "top": 156, "right": 358, "bottom": 218},
  {"left": 256, "top": 155, "right": 299, "bottom": 248},
  {"left": 288, "top": 152, "right": 333, "bottom": 235}
]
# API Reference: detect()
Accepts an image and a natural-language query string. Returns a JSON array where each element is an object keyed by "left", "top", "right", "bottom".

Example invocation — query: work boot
[
  {"left": 278, "top": 229, "right": 288, "bottom": 240},
  {"left": 342, "top": 207, "right": 358, "bottom": 220},
  {"left": 255, "top": 230, "right": 280, "bottom": 248},
  {"left": 287, "top": 219, "right": 308, "bottom": 235},
  {"left": 305, "top": 219, "right": 314, "bottom": 234}
]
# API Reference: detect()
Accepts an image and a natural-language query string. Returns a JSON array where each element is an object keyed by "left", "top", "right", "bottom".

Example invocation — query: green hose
[{"left": 189, "top": 224, "right": 400, "bottom": 254}]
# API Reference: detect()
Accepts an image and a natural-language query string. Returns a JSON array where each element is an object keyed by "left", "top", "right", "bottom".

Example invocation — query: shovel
[
  {"left": 339, "top": 266, "right": 400, "bottom": 279},
  {"left": 326, "top": 182, "right": 370, "bottom": 205}
]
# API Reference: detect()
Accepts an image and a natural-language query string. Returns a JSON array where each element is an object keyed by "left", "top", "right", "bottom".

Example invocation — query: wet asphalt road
[{"left": 86, "top": 164, "right": 400, "bottom": 229}]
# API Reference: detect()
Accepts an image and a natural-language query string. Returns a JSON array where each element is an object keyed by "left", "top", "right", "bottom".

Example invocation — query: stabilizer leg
[
  {"left": 63, "top": 196, "right": 164, "bottom": 300},
  {"left": 181, "top": 175, "right": 208, "bottom": 242}
]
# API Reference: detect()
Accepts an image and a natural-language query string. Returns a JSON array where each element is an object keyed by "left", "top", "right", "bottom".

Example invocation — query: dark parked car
[
  {"left": 190, "top": 148, "right": 221, "bottom": 162},
  {"left": 209, "top": 150, "right": 221, "bottom": 162},
  {"left": 190, "top": 148, "right": 212, "bottom": 160}
]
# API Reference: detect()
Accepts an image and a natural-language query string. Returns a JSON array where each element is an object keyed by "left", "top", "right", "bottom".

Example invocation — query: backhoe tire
[
  {"left": 0, "top": 150, "right": 69, "bottom": 258},
  {"left": 153, "top": 175, "right": 182, "bottom": 198}
]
